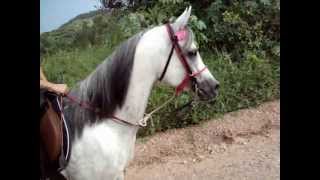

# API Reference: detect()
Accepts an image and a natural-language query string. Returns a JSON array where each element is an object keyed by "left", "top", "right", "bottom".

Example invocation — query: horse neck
[
  {"left": 114, "top": 27, "right": 169, "bottom": 128},
  {"left": 114, "top": 55, "right": 158, "bottom": 128}
]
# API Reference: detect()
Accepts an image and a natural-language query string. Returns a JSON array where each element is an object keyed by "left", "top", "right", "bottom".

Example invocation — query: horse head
[{"left": 135, "top": 6, "right": 219, "bottom": 101}]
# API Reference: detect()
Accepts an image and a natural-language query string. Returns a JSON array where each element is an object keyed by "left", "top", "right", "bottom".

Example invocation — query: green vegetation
[{"left": 41, "top": 0, "right": 280, "bottom": 137}]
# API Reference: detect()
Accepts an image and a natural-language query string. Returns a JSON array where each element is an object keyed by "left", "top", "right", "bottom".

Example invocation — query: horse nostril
[{"left": 215, "top": 83, "right": 220, "bottom": 91}]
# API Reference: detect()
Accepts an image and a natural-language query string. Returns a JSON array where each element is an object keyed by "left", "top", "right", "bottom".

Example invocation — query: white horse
[{"left": 61, "top": 6, "right": 219, "bottom": 180}]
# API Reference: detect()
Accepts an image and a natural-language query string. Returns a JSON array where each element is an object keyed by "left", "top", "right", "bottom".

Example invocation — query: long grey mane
[{"left": 64, "top": 32, "right": 144, "bottom": 139}]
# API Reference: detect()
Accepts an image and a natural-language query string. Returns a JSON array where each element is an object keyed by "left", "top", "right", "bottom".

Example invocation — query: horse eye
[{"left": 187, "top": 50, "right": 197, "bottom": 57}]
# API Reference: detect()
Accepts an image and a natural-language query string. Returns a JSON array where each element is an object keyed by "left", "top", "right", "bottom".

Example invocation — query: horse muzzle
[{"left": 195, "top": 79, "right": 219, "bottom": 101}]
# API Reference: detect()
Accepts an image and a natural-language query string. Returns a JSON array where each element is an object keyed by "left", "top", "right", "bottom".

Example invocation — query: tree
[
  {"left": 99, "top": 0, "right": 125, "bottom": 9},
  {"left": 98, "top": 0, "right": 150, "bottom": 9}
]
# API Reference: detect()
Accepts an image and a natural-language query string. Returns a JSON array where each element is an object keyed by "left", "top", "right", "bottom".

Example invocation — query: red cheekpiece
[{"left": 165, "top": 24, "right": 207, "bottom": 96}]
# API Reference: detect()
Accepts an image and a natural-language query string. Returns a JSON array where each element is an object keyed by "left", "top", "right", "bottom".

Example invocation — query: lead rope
[
  {"left": 139, "top": 83, "right": 203, "bottom": 127},
  {"left": 137, "top": 94, "right": 176, "bottom": 127}
]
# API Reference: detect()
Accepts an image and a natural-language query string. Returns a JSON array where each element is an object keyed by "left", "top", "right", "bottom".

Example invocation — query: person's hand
[{"left": 48, "top": 83, "right": 69, "bottom": 96}]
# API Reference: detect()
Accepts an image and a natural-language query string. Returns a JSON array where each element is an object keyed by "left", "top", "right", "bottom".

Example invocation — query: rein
[
  {"left": 65, "top": 94, "right": 140, "bottom": 127},
  {"left": 64, "top": 23, "right": 207, "bottom": 128}
]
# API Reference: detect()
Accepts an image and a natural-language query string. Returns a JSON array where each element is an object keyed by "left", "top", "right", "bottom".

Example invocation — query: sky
[{"left": 40, "top": 0, "right": 100, "bottom": 33}]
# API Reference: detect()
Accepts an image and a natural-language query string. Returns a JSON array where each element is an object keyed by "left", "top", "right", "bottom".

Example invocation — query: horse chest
[{"left": 66, "top": 122, "right": 136, "bottom": 179}]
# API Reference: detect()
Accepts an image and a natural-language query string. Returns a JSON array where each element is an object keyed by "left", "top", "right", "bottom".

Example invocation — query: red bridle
[{"left": 159, "top": 23, "right": 207, "bottom": 96}]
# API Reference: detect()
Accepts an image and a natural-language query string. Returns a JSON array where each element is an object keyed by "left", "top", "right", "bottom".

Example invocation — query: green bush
[
  {"left": 41, "top": 46, "right": 279, "bottom": 137},
  {"left": 202, "top": 0, "right": 280, "bottom": 60},
  {"left": 138, "top": 50, "right": 279, "bottom": 136},
  {"left": 41, "top": 0, "right": 280, "bottom": 61},
  {"left": 41, "top": 46, "right": 113, "bottom": 85}
]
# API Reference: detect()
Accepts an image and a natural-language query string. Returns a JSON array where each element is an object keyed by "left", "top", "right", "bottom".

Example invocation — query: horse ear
[{"left": 172, "top": 6, "right": 192, "bottom": 32}]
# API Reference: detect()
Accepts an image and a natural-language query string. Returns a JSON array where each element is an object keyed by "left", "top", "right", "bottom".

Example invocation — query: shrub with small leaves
[{"left": 159, "top": 0, "right": 184, "bottom": 4}]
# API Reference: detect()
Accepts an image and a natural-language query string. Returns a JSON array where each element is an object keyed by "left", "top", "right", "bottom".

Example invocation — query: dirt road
[{"left": 125, "top": 100, "right": 280, "bottom": 180}]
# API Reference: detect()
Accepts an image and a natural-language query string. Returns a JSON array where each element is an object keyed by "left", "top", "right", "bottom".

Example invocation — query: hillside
[
  {"left": 40, "top": 6, "right": 149, "bottom": 58},
  {"left": 59, "top": 9, "right": 104, "bottom": 29},
  {"left": 40, "top": 9, "right": 115, "bottom": 57}
]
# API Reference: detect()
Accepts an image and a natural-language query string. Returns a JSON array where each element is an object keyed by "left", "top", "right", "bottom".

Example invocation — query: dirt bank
[{"left": 125, "top": 100, "right": 280, "bottom": 180}]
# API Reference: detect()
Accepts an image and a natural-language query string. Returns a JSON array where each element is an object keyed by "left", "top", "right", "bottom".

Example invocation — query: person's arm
[
  {"left": 40, "top": 66, "right": 47, "bottom": 81},
  {"left": 40, "top": 67, "right": 69, "bottom": 95}
]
